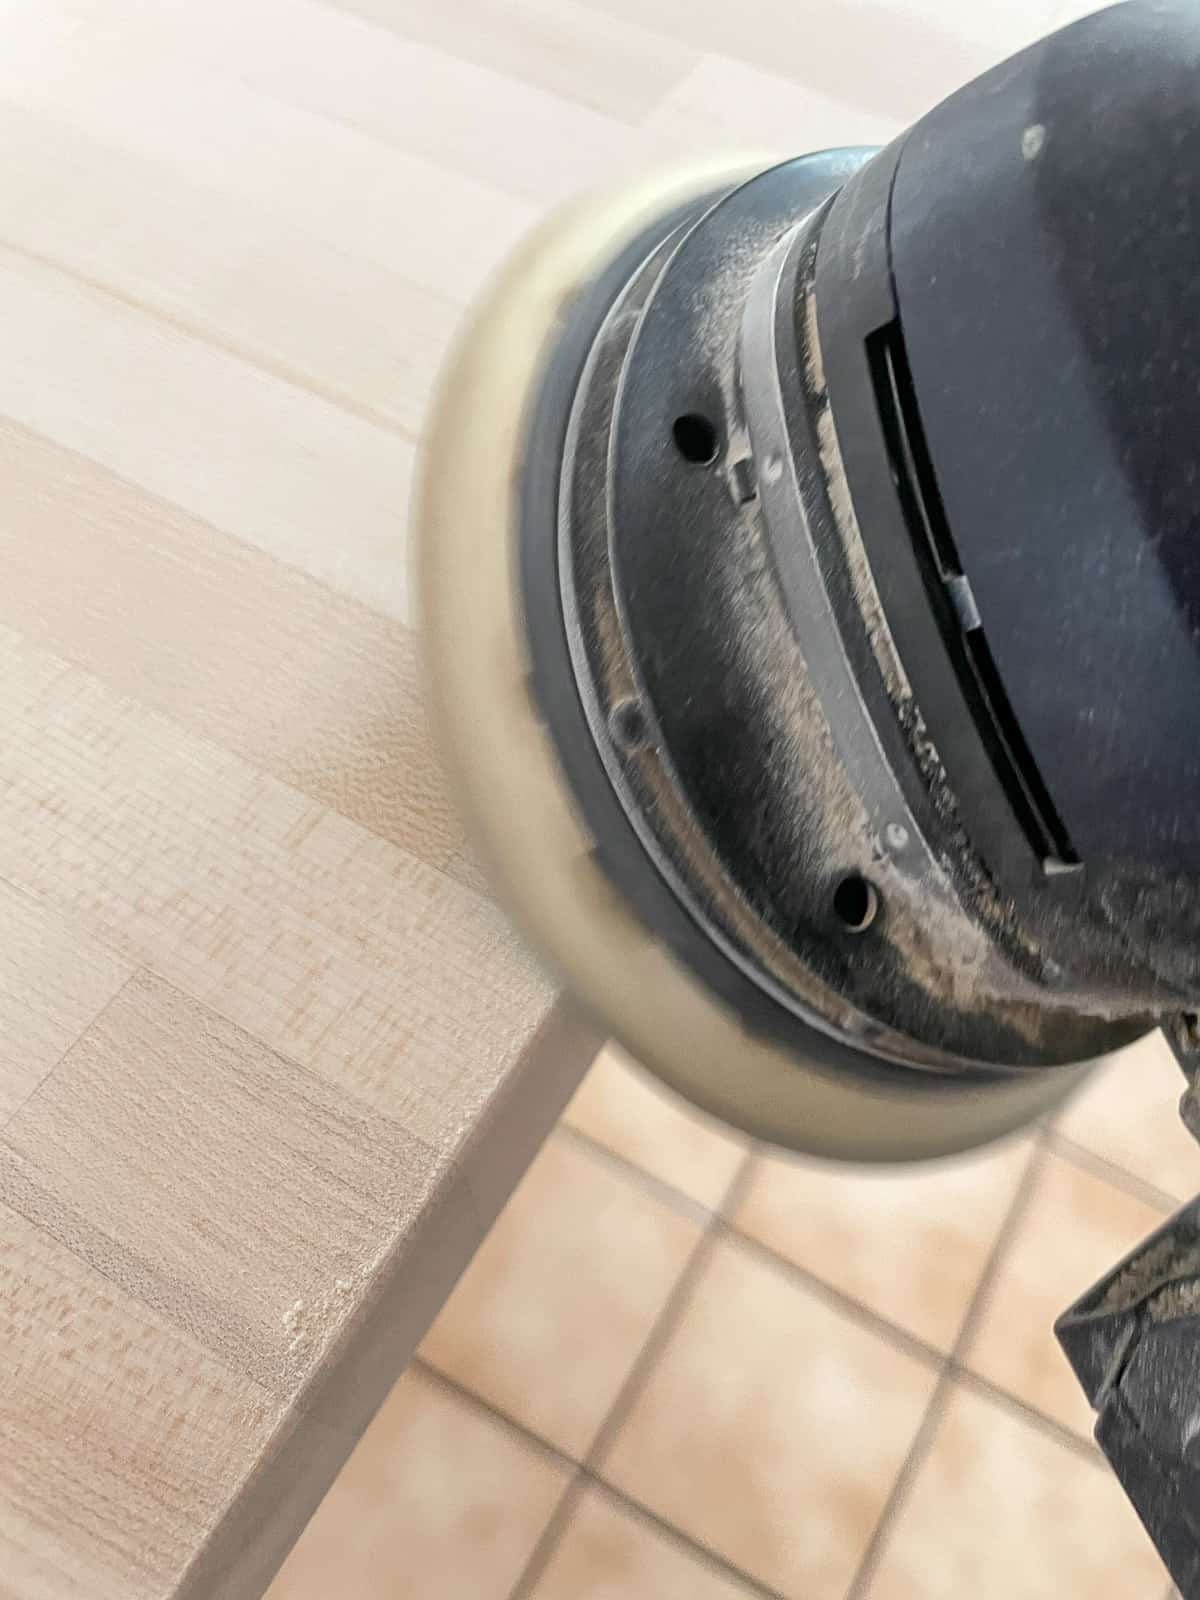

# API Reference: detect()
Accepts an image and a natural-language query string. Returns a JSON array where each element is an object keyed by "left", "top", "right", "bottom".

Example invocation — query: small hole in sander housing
[
  {"left": 609, "top": 697, "right": 649, "bottom": 753},
  {"left": 833, "top": 874, "right": 879, "bottom": 933},
  {"left": 672, "top": 412, "right": 719, "bottom": 465}
]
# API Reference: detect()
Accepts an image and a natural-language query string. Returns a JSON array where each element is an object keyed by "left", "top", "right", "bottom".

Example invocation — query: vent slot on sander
[{"left": 866, "top": 317, "right": 1080, "bottom": 874}]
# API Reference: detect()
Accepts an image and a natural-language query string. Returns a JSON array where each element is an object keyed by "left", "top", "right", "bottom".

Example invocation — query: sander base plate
[{"left": 416, "top": 157, "right": 1104, "bottom": 1160}]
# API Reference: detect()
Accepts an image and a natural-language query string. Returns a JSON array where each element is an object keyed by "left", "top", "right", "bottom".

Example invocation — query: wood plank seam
[
  {"left": 0, "top": 419, "right": 460, "bottom": 863},
  {"left": 0, "top": 962, "right": 136, "bottom": 1134},
  {"left": 169, "top": 997, "right": 598, "bottom": 1600},
  {"left": 0, "top": 233, "right": 428, "bottom": 444},
  {"left": 0, "top": 832, "right": 531, "bottom": 1152},
  {"left": 0, "top": 968, "right": 449, "bottom": 1387}
]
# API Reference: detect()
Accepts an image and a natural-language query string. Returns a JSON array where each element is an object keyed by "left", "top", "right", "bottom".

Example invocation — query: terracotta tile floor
[{"left": 269, "top": 1038, "right": 1186, "bottom": 1599}]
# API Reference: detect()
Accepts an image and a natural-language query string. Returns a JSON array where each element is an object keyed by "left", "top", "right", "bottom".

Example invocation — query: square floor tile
[
  {"left": 532, "top": 1484, "right": 760, "bottom": 1600},
  {"left": 866, "top": 1382, "right": 1165, "bottom": 1598},
  {"left": 1056, "top": 1031, "right": 1198, "bottom": 1203},
  {"left": 962, "top": 1150, "right": 1166, "bottom": 1437},
  {"left": 419, "top": 1130, "right": 702, "bottom": 1458},
  {"left": 732, "top": 1135, "right": 1031, "bottom": 1353},
  {"left": 598, "top": 1236, "right": 939, "bottom": 1599},
  {"left": 562, "top": 1045, "right": 745, "bottom": 1210},
  {"left": 265, "top": 1368, "right": 570, "bottom": 1600}
]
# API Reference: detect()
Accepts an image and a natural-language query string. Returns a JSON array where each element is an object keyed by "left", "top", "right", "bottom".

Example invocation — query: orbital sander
[{"left": 418, "top": 2, "right": 1200, "bottom": 1583}]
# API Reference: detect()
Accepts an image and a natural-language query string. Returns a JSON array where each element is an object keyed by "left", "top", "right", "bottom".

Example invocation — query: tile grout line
[
  {"left": 558, "top": 1111, "right": 1185, "bottom": 1373},
  {"left": 435, "top": 1118, "right": 1108, "bottom": 1466},
  {"left": 841, "top": 1377, "right": 955, "bottom": 1600},
  {"left": 585, "top": 1151, "right": 759, "bottom": 1469},
  {"left": 427, "top": 1107, "right": 1156, "bottom": 1592},
  {"left": 580, "top": 1474, "right": 789, "bottom": 1600},
  {"left": 842, "top": 1132, "right": 1054, "bottom": 1600},
  {"left": 413, "top": 1359, "right": 577, "bottom": 1472},
  {"left": 718, "top": 1209, "right": 1103, "bottom": 1458},
  {"left": 555, "top": 1119, "right": 718, "bottom": 1226},
  {"left": 717, "top": 1221, "right": 946, "bottom": 1371},
  {"left": 530, "top": 1116, "right": 1167, "bottom": 1452},
  {"left": 418, "top": 1344, "right": 1106, "bottom": 1547},
  {"left": 417, "top": 1353, "right": 791, "bottom": 1600},
  {"left": 417, "top": 1345, "right": 1104, "bottom": 1598},
  {"left": 1044, "top": 1125, "right": 1183, "bottom": 1215},
  {"left": 949, "top": 1365, "right": 1099, "bottom": 1463},
  {"left": 503, "top": 1150, "right": 759, "bottom": 1600},
  {"left": 419, "top": 1130, "right": 1116, "bottom": 1594}
]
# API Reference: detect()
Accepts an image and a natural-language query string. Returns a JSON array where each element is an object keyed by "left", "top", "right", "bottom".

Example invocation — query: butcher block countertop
[{"left": 0, "top": 3, "right": 611, "bottom": 1595}]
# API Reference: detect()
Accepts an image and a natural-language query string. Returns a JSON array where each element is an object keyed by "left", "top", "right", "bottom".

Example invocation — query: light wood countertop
[{"left": 0, "top": 3, "right": 609, "bottom": 1595}]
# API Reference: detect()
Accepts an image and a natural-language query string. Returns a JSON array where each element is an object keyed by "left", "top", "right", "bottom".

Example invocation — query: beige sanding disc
[{"left": 416, "top": 158, "right": 1107, "bottom": 1162}]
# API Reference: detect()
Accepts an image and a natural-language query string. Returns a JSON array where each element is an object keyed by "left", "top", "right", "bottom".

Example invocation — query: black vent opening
[{"left": 867, "top": 318, "right": 1080, "bottom": 872}]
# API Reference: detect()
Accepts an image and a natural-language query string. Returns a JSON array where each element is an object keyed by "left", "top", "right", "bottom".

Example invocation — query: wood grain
[
  {"left": 0, "top": 625, "right": 559, "bottom": 1143},
  {"left": 0, "top": 419, "right": 458, "bottom": 860},
  {"left": 45, "top": 0, "right": 645, "bottom": 204},
  {"left": 0, "top": 248, "right": 417, "bottom": 621},
  {"left": 0, "top": 0, "right": 1064, "bottom": 1594},
  {"left": 2, "top": 972, "right": 442, "bottom": 1389},
  {"left": 0, "top": 97, "right": 460, "bottom": 437},
  {"left": 0, "top": 3, "right": 607, "bottom": 1593},
  {"left": 324, "top": 0, "right": 698, "bottom": 119},
  {"left": 0, "top": 1199, "right": 275, "bottom": 1600},
  {"left": 0, "top": 880, "right": 130, "bottom": 1124}
]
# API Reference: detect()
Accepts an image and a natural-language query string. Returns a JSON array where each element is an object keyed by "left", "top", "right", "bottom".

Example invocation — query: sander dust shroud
[{"left": 419, "top": 2, "right": 1200, "bottom": 1582}]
